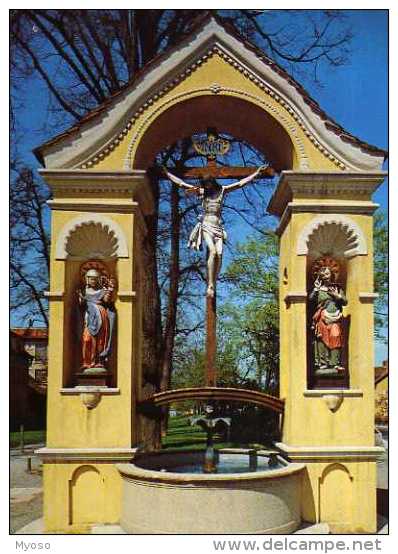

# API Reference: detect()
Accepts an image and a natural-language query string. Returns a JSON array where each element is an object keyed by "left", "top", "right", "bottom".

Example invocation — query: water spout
[{"left": 190, "top": 404, "right": 231, "bottom": 474}]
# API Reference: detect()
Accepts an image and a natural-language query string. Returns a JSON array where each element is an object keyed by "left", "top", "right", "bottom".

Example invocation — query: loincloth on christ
[{"left": 188, "top": 219, "right": 227, "bottom": 251}]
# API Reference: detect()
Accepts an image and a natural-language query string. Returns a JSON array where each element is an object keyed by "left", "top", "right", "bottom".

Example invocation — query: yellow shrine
[{"left": 35, "top": 15, "right": 386, "bottom": 533}]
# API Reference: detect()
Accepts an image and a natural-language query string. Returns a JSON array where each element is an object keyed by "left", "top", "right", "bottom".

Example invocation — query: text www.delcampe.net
[{"left": 212, "top": 538, "right": 383, "bottom": 553}]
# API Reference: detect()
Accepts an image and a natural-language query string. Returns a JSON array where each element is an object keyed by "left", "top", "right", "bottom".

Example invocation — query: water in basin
[{"left": 137, "top": 452, "right": 284, "bottom": 474}]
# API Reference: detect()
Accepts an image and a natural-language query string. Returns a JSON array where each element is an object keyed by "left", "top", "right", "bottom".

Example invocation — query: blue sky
[
  {"left": 303, "top": 9, "right": 388, "bottom": 209},
  {"left": 297, "top": 9, "right": 388, "bottom": 363},
  {"left": 12, "top": 9, "right": 388, "bottom": 360}
]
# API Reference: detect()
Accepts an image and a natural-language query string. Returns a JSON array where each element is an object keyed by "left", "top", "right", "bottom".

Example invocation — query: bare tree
[
  {"left": 10, "top": 161, "right": 50, "bottom": 326},
  {"left": 10, "top": 10, "right": 356, "bottom": 438}
]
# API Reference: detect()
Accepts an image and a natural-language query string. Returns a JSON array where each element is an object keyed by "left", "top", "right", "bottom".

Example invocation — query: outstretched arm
[
  {"left": 163, "top": 167, "right": 200, "bottom": 194},
  {"left": 223, "top": 165, "right": 269, "bottom": 192}
]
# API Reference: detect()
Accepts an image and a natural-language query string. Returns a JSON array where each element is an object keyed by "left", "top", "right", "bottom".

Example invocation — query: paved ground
[
  {"left": 10, "top": 445, "right": 44, "bottom": 534},
  {"left": 11, "top": 440, "right": 389, "bottom": 534}
]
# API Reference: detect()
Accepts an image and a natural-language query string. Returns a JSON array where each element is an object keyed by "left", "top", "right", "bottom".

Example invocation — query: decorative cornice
[
  {"left": 275, "top": 442, "right": 384, "bottom": 462},
  {"left": 47, "top": 200, "right": 139, "bottom": 213},
  {"left": 124, "top": 84, "right": 308, "bottom": 170},
  {"left": 303, "top": 389, "right": 363, "bottom": 398},
  {"left": 40, "top": 169, "right": 154, "bottom": 216},
  {"left": 359, "top": 292, "right": 379, "bottom": 303},
  {"left": 84, "top": 51, "right": 219, "bottom": 170},
  {"left": 36, "top": 446, "right": 136, "bottom": 463},
  {"left": 284, "top": 292, "right": 307, "bottom": 304},
  {"left": 117, "top": 291, "right": 137, "bottom": 300},
  {"left": 82, "top": 44, "right": 375, "bottom": 172},
  {"left": 36, "top": 18, "right": 385, "bottom": 172},
  {"left": 268, "top": 170, "right": 387, "bottom": 218},
  {"left": 60, "top": 387, "right": 120, "bottom": 395},
  {"left": 44, "top": 291, "right": 64, "bottom": 300},
  {"left": 277, "top": 201, "right": 379, "bottom": 237},
  {"left": 124, "top": 83, "right": 311, "bottom": 170}
]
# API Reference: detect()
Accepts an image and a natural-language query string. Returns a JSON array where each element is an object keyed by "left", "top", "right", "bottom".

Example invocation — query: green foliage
[
  {"left": 229, "top": 406, "right": 279, "bottom": 445},
  {"left": 172, "top": 348, "right": 206, "bottom": 389},
  {"left": 10, "top": 429, "right": 46, "bottom": 447},
  {"left": 221, "top": 231, "right": 279, "bottom": 393},
  {"left": 171, "top": 231, "right": 280, "bottom": 394},
  {"left": 223, "top": 230, "right": 279, "bottom": 301},
  {"left": 373, "top": 210, "right": 388, "bottom": 343},
  {"left": 162, "top": 415, "right": 270, "bottom": 451}
]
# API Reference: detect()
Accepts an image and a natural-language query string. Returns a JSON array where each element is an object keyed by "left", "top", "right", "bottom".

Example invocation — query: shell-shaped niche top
[
  {"left": 66, "top": 222, "right": 118, "bottom": 259},
  {"left": 56, "top": 214, "right": 129, "bottom": 260},
  {"left": 297, "top": 215, "right": 367, "bottom": 258}
]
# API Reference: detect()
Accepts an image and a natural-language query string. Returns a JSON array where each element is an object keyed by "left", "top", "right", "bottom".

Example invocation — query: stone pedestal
[{"left": 75, "top": 369, "right": 111, "bottom": 387}]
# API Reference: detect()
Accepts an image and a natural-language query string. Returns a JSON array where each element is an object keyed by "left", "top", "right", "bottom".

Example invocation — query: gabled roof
[{"left": 35, "top": 12, "right": 387, "bottom": 171}]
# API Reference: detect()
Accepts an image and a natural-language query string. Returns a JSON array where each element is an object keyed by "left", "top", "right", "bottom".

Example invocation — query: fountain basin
[{"left": 116, "top": 449, "right": 305, "bottom": 534}]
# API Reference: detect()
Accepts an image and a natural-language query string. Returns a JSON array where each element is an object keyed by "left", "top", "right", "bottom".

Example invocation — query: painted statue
[
  {"left": 163, "top": 166, "right": 267, "bottom": 297},
  {"left": 77, "top": 263, "right": 116, "bottom": 371},
  {"left": 309, "top": 258, "right": 347, "bottom": 375}
]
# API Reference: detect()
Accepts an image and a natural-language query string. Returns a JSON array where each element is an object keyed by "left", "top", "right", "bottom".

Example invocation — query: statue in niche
[
  {"left": 163, "top": 166, "right": 267, "bottom": 297},
  {"left": 309, "top": 257, "right": 347, "bottom": 376},
  {"left": 77, "top": 262, "right": 116, "bottom": 372}
]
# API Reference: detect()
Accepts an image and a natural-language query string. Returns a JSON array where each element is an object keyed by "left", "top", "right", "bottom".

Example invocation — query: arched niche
[
  {"left": 57, "top": 214, "right": 124, "bottom": 388},
  {"left": 319, "top": 463, "right": 353, "bottom": 532},
  {"left": 69, "top": 465, "right": 105, "bottom": 526},
  {"left": 302, "top": 215, "right": 367, "bottom": 390},
  {"left": 130, "top": 94, "right": 296, "bottom": 171},
  {"left": 297, "top": 215, "right": 367, "bottom": 258},
  {"left": 56, "top": 213, "right": 129, "bottom": 260}
]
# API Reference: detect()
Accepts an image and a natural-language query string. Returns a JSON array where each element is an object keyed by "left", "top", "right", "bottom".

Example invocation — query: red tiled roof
[
  {"left": 11, "top": 328, "right": 48, "bottom": 340},
  {"left": 34, "top": 11, "right": 387, "bottom": 165}
]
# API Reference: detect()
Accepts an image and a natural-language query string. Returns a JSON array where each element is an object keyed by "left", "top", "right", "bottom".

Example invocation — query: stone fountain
[{"left": 190, "top": 404, "right": 230, "bottom": 473}]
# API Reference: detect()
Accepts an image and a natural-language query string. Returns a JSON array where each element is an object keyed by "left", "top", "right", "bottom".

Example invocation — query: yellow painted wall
[
  {"left": 47, "top": 209, "right": 138, "bottom": 448},
  {"left": 43, "top": 463, "right": 122, "bottom": 533},
  {"left": 301, "top": 461, "right": 377, "bottom": 533},
  {"left": 277, "top": 175, "right": 380, "bottom": 532},
  {"left": 280, "top": 207, "right": 376, "bottom": 447},
  {"left": 41, "top": 45, "right": 382, "bottom": 533},
  {"left": 84, "top": 53, "right": 339, "bottom": 173}
]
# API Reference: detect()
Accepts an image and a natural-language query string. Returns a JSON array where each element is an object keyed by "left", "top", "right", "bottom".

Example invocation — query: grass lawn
[
  {"left": 161, "top": 415, "right": 266, "bottom": 452},
  {"left": 161, "top": 415, "right": 208, "bottom": 451},
  {"left": 10, "top": 430, "right": 46, "bottom": 448}
]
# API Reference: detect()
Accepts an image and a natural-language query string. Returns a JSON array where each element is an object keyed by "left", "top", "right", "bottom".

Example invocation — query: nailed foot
[{"left": 207, "top": 285, "right": 215, "bottom": 297}]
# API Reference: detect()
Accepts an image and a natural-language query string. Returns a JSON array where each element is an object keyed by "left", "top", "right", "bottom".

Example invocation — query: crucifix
[{"left": 163, "top": 128, "right": 275, "bottom": 387}]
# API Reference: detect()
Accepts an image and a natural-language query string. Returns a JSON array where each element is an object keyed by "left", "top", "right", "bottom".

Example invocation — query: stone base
[
  {"left": 116, "top": 451, "right": 304, "bottom": 534},
  {"left": 75, "top": 369, "right": 110, "bottom": 387},
  {"left": 294, "top": 522, "right": 330, "bottom": 534},
  {"left": 315, "top": 367, "right": 343, "bottom": 377},
  {"left": 276, "top": 442, "right": 383, "bottom": 533}
]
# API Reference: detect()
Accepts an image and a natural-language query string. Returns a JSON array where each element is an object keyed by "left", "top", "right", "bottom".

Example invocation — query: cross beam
[
  {"left": 155, "top": 164, "right": 275, "bottom": 180},
  {"left": 179, "top": 165, "right": 275, "bottom": 179}
]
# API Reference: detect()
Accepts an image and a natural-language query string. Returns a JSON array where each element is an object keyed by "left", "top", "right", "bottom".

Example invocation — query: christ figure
[{"left": 163, "top": 165, "right": 267, "bottom": 297}]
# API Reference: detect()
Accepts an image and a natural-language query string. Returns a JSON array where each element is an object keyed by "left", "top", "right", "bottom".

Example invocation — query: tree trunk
[
  {"left": 139, "top": 175, "right": 162, "bottom": 450},
  {"left": 160, "top": 181, "right": 180, "bottom": 435},
  {"left": 141, "top": 175, "right": 162, "bottom": 386}
]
